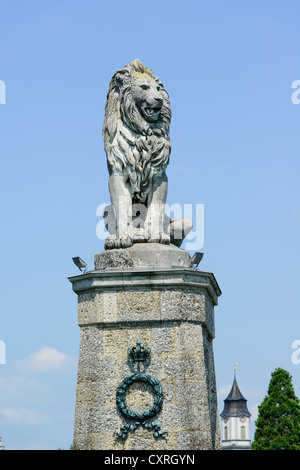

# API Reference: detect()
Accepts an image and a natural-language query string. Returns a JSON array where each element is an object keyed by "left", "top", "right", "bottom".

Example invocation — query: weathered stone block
[
  {"left": 117, "top": 290, "right": 161, "bottom": 322},
  {"left": 78, "top": 293, "right": 103, "bottom": 325}
]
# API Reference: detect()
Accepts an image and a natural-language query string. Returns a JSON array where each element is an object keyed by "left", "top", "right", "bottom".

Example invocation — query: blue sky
[{"left": 0, "top": 0, "right": 300, "bottom": 449}]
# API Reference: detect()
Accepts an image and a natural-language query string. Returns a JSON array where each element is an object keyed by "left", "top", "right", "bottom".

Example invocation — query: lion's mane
[{"left": 102, "top": 59, "right": 171, "bottom": 204}]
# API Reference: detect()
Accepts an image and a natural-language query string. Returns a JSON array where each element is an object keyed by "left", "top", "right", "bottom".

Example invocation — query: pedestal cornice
[{"left": 68, "top": 267, "right": 222, "bottom": 306}]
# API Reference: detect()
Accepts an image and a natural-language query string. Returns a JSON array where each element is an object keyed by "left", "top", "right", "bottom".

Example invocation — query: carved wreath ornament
[{"left": 114, "top": 341, "right": 167, "bottom": 441}]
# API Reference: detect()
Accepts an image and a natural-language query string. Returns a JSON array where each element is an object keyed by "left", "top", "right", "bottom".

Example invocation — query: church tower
[{"left": 220, "top": 366, "right": 251, "bottom": 450}]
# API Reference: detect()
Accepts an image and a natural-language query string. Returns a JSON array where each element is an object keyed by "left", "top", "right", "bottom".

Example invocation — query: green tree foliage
[{"left": 252, "top": 368, "right": 300, "bottom": 450}]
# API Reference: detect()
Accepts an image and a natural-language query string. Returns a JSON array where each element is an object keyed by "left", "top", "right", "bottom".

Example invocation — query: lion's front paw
[
  {"left": 119, "top": 235, "right": 133, "bottom": 248},
  {"left": 104, "top": 234, "right": 133, "bottom": 250},
  {"left": 148, "top": 232, "right": 170, "bottom": 245},
  {"left": 147, "top": 232, "right": 160, "bottom": 243},
  {"left": 160, "top": 233, "right": 170, "bottom": 245},
  {"left": 104, "top": 234, "right": 117, "bottom": 250}
]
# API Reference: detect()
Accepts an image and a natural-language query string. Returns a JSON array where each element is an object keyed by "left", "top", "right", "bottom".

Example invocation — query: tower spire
[
  {"left": 220, "top": 366, "right": 252, "bottom": 450},
  {"left": 234, "top": 361, "right": 238, "bottom": 378}
]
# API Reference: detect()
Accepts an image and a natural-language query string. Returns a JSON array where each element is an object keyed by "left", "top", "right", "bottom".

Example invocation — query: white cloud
[
  {"left": 249, "top": 403, "right": 259, "bottom": 423},
  {"left": 217, "top": 384, "right": 231, "bottom": 399},
  {"left": 16, "top": 346, "right": 77, "bottom": 374},
  {"left": 0, "top": 407, "right": 50, "bottom": 425},
  {"left": 172, "top": 165, "right": 195, "bottom": 175},
  {"left": 0, "top": 375, "right": 50, "bottom": 402}
]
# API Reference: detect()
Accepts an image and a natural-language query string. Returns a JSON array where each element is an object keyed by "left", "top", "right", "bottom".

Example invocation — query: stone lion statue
[{"left": 102, "top": 59, "right": 191, "bottom": 250}]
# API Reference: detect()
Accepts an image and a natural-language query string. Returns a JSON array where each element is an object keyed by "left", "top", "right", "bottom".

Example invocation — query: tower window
[{"left": 241, "top": 426, "right": 245, "bottom": 439}]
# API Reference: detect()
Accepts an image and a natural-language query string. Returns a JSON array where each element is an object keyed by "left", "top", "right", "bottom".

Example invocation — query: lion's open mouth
[
  {"left": 145, "top": 107, "right": 160, "bottom": 115},
  {"left": 144, "top": 107, "right": 161, "bottom": 118}
]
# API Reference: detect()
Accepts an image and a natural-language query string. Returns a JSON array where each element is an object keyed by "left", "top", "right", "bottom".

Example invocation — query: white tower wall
[{"left": 221, "top": 415, "right": 251, "bottom": 449}]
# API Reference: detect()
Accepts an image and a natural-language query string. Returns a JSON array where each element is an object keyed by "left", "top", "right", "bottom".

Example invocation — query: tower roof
[{"left": 220, "top": 372, "right": 251, "bottom": 418}]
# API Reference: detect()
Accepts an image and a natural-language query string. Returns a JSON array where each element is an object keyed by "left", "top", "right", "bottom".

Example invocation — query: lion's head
[
  {"left": 130, "top": 71, "right": 164, "bottom": 124},
  {"left": 103, "top": 59, "right": 171, "bottom": 203}
]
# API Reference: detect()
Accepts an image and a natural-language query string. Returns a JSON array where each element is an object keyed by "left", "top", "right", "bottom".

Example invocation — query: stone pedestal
[{"left": 69, "top": 244, "right": 221, "bottom": 450}]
